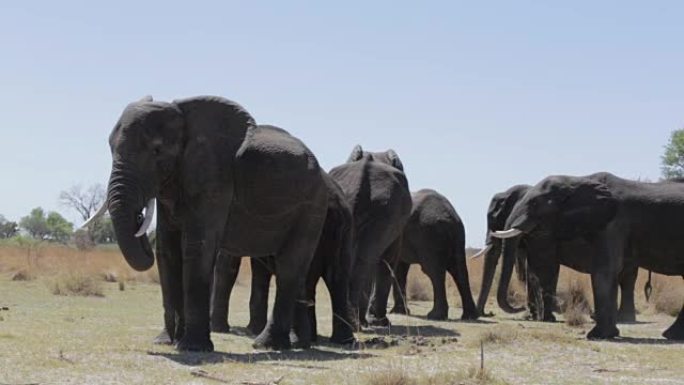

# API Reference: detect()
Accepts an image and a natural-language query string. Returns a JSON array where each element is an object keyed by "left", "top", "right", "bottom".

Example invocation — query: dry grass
[
  {"left": 558, "top": 279, "right": 592, "bottom": 327},
  {"left": 406, "top": 268, "right": 432, "bottom": 301},
  {"left": 364, "top": 362, "right": 510, "bottom": 385},
  {"left": 11, "top": 269, "right": 35, "bottom": 281},
  {"left": 650, "top": 277, "right": 683, "bottom": 317},
  {"left": 478, "top": 326, "right": 519, "bottom": 345},
  {"left": 49, "top": 272, "right": 104, "bottom": 297}
]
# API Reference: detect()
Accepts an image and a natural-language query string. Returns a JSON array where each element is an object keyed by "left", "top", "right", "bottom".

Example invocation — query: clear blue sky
[{"left": 1, "top": 1, "right": 682, "bottom": 246}]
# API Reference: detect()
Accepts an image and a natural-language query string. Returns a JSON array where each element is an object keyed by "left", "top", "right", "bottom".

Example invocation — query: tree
[
  {"left": 0, "top": 215, "right": 18, "bottom": 239},
  {"left": 59, "top": 183, "right": 110, "bottom": 243},
  {"left": 661, "top": 129, "right": 684, "bottom": 179},
  {"left": 20, "top": 208, "right": 50, "bottom": 240},
  {"left": 59, "top": 184, "right": 106, "bottom": 222},
  {"left": 19, "top": 207, "right": 73, "bottom": 243},
  {"left": 46, "top": 211, "right": 73, "bottom": 244}
]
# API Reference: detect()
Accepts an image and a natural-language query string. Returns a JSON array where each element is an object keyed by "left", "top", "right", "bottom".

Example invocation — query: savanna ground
[{"left": 0, "top": 243, "right": 682, "bottom": 385}]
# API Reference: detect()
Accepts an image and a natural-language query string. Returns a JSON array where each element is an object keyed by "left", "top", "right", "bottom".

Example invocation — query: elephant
[
  {"left": 491, "top": 172, "right": 684, "bottom": 340},
  {"left": 475, "top": 184, "right": 640, "bottom": 323},
  {"left": 388, "top": 189, "right": 479, "bottom": 320},
  {"left": 91, "top": 96, "right": 328, "bottom": 351},
  {"left": 210, "top": 170, "right": 356, "bottom": 345},
  {"left": 329, "top": 146, "right": 412, "bottom": 328}
]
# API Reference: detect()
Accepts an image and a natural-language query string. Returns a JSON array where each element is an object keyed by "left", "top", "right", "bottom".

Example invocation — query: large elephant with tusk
[
  {"left": 475, "top": 184, "right": 640, "bottom": 323},
  {"left": 490, "top": 172, "right": 684, "bottom": 340},
  {"left": 85, "top": 96, "right": 328, "bottom": 351}
]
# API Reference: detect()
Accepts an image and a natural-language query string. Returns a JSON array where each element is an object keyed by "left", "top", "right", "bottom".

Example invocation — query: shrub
[
  {"left": 50, "top": 272, "right": 104, "bottom": 297},
  {"left": 11, "top": 269, "right": 35, "bottom": 281},
  {"left": 558, "top": 279, "right": 591, "bottom": 327}
]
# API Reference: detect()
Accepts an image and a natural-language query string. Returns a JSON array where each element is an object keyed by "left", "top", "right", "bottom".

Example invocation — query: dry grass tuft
[
  {"left": 406, "top": 266, "right": 432, "bottom": 301},
  {"left": 49, "top": 272, "right": 104, "bottom": 297},
  {"left": 364, "top": 362, "right": 510, "bottom": 385},
  {"left": 558, "top": 279, "right": 592, "bottom": 327},
  {"left": 11, "top": 269, "right": 35, "bottom": 281},
  {"left": 479, "top": 326, "right": 518, "bottom": 345},
  {"left": 651, "top": 279, "right": 683, "bottom": 317}
]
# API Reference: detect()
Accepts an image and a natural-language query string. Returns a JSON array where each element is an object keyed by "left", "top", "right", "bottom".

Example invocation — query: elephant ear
[
  {"left": 347, "top": 145, "right": 364, "bottom": 163},
  {"left": 387, "top": 149, "right": 404, "bottom": 171},
  {"left": 557, "top": 181, "right": 616, "bottom": 237}
]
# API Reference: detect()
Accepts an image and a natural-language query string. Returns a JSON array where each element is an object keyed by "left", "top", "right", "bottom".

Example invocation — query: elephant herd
[{"left": 86, "top": 95, "right": 683, "bottom": 352}]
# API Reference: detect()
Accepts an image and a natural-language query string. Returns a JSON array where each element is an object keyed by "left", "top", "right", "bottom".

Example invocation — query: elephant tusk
[
  {"left": 134, "top": 199, "right": 155, "bottom": 238},
  {"left": 490, "top": 228, "right": 523, "bottom": 239},
  {"left": 80, "top": 202, "right": 108, "bottom": 229},
  {"left": 470, "top": 244, "right": 492, "bottom": 259}
]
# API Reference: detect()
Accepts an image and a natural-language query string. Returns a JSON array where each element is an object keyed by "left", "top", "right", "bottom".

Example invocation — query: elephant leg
[
  {"left": 427, "top": 268, "right": 448, "bottom": 320},
  {"left": 177, "top": 222, "right": 223, "bottom": 352},
  {"left": 210, "top": 253, "right": 241, "bottom": 333},
  {"left": 367, "top": 239, "right": 402, "bottom": 327},
  {"left": 247, "top": 257, "right": 273, "bottom": 335},
  {"left": 448, "top": 250, "right": 479, "bottom": 320},
  {"left": 587, "top": 235, "right": 622, "bottom": 340},
  {"left": 390, "top": 261, "right": 410, "bottom": 315},
  {"left": 154, "top": 206, "right": 184, "bottom": 345},
  {"left": 663, "top": 302, "right": 684, "bottom": 340},
  {"left": 253, "top": 216, "right": 321, "bottom": 351},
  {"left": 617, "top": 265, "right": 637, "bottom": 323},
  {"left": 539, "top": 264, "right": 559, "bottom": 322},
  {"left": 321, "top": 257, "right": 356, "bottom": 344}
]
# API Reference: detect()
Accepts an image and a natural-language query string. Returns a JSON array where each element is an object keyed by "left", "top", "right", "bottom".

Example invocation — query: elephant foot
[
  {"left": 390, "top": 306, "right": 410, "bottom": 315},
  {"left": 542, "top": 313, "right": 557, "bottom": 323},
  {"left": 587, "top": 325, "right": 620, "bottom": 340},
  {"left": 461, "top": 309, "right": 480, "bottom": 321},
  {"left": 427, "top": 308, "right": 448, "bottom": 321},
  {"left": 153, "top": 329, "right": 173, "bottom": 345},
  {"left": 288, "top": 330, "right": 311, "bottom": 350},
  {"left": 330, "top": 327, "right": 356, "bottom": 345},
  {"left": 176, "top": 332, "right": 214, "bottom": 352},
  {"left": 663, "top": 324, "right": 684, "bottom": 341},
  {"left": 617, "top": 311, "right": 637, "bottom": 324},
  {"left": 210, "top": 320, "right": 231, "bottom": 334},
  {"left": 253, "top": 325, "right": 292, "bottom": 350},
  {"left": 367, "top": 315, "right": 391, "bottom": 327}
]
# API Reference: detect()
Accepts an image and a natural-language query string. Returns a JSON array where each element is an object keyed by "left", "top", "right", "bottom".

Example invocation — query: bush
[
  {"left": 50, "top": 273, "right": 104, "bottom": 297},
  {"left": 11, "top": 269, "right": 35, "bottom": 281},
  {"left": 558, "top": 279, "right": 591, "bottom": 327}
]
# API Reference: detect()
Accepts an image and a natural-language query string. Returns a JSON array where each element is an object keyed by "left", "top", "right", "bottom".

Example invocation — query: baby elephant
[{"left": 389, "top": 189, "right": 479, "bottom": 320}]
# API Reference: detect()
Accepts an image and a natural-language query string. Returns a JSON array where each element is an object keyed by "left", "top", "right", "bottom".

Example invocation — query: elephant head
[
  {"left": 474, "top": 184, "right": 530, "bottom": 315},
  {"left": 347, "top": 145, "right": 404, "bottom": 171},
  {"left": 96, "top": 96, "right": 254, "bottom": 272},
  {"left": 492, "top": 174, "right": 617, "bottom": 313}
]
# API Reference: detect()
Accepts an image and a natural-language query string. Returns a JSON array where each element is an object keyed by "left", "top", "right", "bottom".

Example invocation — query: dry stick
[
  {"left": 382, "top": 259, "right": 416, "bottom": 339},
  {"left": 480, "top": 340, "right": 484, "bottom": 371},
  {"left": 190, "top": 370, "right": 230, "bottom": 384}
]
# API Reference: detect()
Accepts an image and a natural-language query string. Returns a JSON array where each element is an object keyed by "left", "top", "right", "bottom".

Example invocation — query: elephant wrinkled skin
[
  {"left": 494, "top": 172, "right": 684, "bottom": 340},
  {"left": 329, "top": 146, "right": 412, "bottom": 328},
  {"left": 210, "top": 170, "right": 357, "bottom": 345},
  {"left": 389, "top": 189, "right": 479, "bottom": 321},
  {"left": 105, "top": 96, "right": 328, "bottom": 351},
  {"left": 477, "top": 184, "right": 640, "bottom": 323}
]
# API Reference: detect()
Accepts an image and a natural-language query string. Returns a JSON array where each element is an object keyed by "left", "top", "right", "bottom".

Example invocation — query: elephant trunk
[
  {"left": 496, "top": 236, "right": 526, "bottom": 313},
  {"left": 107, "top": 166, "right": 155, "bottom": 272},
  {"left": 476, "top": 237, "right": 502, "bottom": 315}
]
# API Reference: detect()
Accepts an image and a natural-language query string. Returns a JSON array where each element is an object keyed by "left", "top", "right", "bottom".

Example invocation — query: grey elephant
[
  {"left": 388, "top": 189, "right": 479, "bottom": 320},
  {"left": 88, "top": 96, "right": 328, "bottom": 351},
  {"left": 492, "top": 172, "right": 684, "bottom": 340},
  {"left": 210, "top": 170, "right": 357, "bottom": 345},
  {"left": 329, "top": 146, "right": 412, "bottom": 328},
  {"left": 475, "top": 184, "right": 640, "bottom": 323}
]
